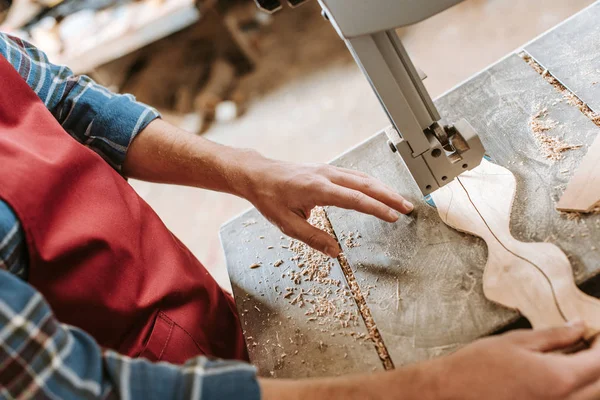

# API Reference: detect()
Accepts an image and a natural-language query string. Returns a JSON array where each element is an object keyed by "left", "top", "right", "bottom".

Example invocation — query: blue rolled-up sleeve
[{"left": 0, "top": 32, "right": 160, "bottom": 171}]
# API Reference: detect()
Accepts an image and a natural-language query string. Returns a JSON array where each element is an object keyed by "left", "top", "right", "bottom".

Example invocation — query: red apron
[{"left": 0, "top": 56, "right": 248, "bottom": 364}]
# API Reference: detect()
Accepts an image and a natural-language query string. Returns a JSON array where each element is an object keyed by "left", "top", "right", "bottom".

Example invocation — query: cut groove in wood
[
  {"left": 520, "top": 53, "right": 600, "bottom": 128},
  {"left": 557, "top": 134, "right": 600, "bottom": 213},
  {"left": 431, "top": 160, "right": 600, "bottom": 339},
  {"left": 321, "top": 210, "right": 395, "bottom": 370}
]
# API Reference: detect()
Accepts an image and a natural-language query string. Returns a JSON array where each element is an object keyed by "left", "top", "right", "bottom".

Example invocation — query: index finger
[
  {"left": 329, "top": 169, "right": 414, "bottom": 215},
  {"left": 320, "top": 185, "right": 400, "bottom": 223}
]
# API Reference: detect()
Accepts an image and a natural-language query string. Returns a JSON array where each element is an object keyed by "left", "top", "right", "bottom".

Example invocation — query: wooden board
[
  {"left": 220, "top": 208, "right": 384, "bottom": 378},
  {"left": 525, "top": 2, "right": 600, "bottom": 113},
  {"left": 557, "top": 135, "right": 600, "bottom": 212},
  {"left": 326, "top": 54, "right": 600, "bottom": 366},
  {"left": 432, "top": 160, "right": 600, "bottom": 338}
]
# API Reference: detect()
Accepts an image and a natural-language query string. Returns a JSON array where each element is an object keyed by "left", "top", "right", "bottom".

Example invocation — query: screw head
[{"left": 388, "top": 140, "right": 397, "bottom": 153}]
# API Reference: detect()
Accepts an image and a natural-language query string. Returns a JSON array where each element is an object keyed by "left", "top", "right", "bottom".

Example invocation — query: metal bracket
[{"left": 388, "top": 119, "right": 485, "bottom": 195}]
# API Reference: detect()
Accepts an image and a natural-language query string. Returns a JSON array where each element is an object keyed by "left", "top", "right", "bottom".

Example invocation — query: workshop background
[{"left": 2, "top": 0, "right": 594, "bottom": 290}]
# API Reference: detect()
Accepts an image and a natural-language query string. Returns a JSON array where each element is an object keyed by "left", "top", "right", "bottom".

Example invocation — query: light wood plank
[
  {"left": 432, "top": 160, "right": 600, "bottom": 338},
  {"left": 557, "top": 135, "right": 600, "bottom": 212}
]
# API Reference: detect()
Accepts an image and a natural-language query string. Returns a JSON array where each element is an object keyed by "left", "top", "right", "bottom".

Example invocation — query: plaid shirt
[{"left": 0, "top": 34, "right": 260, "bottom": 399}]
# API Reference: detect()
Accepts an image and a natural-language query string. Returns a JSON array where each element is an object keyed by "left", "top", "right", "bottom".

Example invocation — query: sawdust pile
[
  {"left": 287, "top": 208, "right": 339, "bottom": 286},
  {"left": 242, "top": 207, "right": 393, "bottom": 370},
  {"left": 278, "top": 207, "right": 360, "bottom": 331},
  {"left": 285, "top": 207, "right": 393, "bottom": 369},
  {"left": 529, "top": 108, "right": 582, "bottom": 161}
]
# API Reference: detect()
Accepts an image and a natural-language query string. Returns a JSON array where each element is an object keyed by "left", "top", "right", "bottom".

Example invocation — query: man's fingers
[
  {"left": 560, "top": 338, "right": 600, "bottom": 390},
  {"left": 335, "top": 167, "right": 370, "bottom": 179},
  {"left": 329, "top": 173, "right": 413, "bottom": 216},
  {"left": 321, "top": 186, "right": 401, "bottom": 223},
  {"left": 509, "top": 322, "right": 587, "bottom": 352},
  {"left": 280, "top": 212, "right": 340, "bottom": 258}
]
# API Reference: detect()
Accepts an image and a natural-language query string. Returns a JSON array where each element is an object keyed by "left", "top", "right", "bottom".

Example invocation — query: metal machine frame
[{"left": 254, "top": 0, "right": 486, "bottom": 195}]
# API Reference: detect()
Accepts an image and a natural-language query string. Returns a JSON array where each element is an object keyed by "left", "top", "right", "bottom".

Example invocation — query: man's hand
[
  {"left": 260, "top": 322, "right": 600, "bottom": 400},
  {"left": 429, "top": 321, "right": 600, "bottom": 400},
  {"left": 233, "top": 156, "right": 414, "bottom": 258},
  {"left": 124, "top": 120, "right": 413, "bottom": 257}
]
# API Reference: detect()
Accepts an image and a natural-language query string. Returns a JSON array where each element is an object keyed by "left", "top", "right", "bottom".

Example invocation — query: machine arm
[{"left": 254, "top": 0, "right": 486, "bottom": 195}]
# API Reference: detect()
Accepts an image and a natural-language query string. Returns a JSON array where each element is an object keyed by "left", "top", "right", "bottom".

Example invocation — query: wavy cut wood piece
[
  {"left": 557, "top": 135, "right": 600, "bottom": 213},
  {"left": 431, "top": 159, "right": 600, "bottom": 338}
]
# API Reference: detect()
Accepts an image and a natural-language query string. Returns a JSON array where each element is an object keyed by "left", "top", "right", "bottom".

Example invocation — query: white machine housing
[{"left": 255, "top": 0, "right": 486, "bottom": 195}]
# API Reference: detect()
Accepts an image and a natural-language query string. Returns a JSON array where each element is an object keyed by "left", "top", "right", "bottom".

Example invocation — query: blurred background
[{"left": 1, "top": 0, "right": 594, "bottom": 289}]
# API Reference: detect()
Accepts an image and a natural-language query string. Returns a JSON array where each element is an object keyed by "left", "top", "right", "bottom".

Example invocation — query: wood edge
[{"left": 555, "top": 200, "right": 600, "bottom": 214}]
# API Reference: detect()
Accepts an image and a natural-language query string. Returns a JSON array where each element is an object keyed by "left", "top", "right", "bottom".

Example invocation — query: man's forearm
[
  {"left": 123, "top": 119, "right": 257, "bottom": 196},
  {"left": 123, "top": 118, "right": 417, "bottom": 258},
  {"left": 0, "top": 269, "right": 260, "bottom": 400},
  {"left": 259, "top": 365, "right": 438, "bottom": 400}
]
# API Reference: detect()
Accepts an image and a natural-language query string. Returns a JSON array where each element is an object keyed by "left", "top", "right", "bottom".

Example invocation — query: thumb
[{"left": 509, "top": 321, "right": 586, "bottom": 352}]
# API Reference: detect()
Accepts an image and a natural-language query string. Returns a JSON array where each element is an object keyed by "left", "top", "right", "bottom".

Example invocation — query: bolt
[{"left": 387, "top": 140, "right": 397, "bottom": 153}]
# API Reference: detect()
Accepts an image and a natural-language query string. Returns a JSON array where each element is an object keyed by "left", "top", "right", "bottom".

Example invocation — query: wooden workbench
[{"left": 220, "top": 2, "right": 600, "bottom": 376}]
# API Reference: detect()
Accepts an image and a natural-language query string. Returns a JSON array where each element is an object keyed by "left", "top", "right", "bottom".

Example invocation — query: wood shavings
[
  {"left": 278, "top": 207, "right": 367, "bottom": 338},
  {"left": 337, "top": 253, "right": 394, "bottom": 369},
  {"left": 290, "top": 292, "right": 305, "bottom": 307},
  {"left": 341, "top": 230, "right": 362, "bottom": 248},
  {"left": 560, "top": 206, "right": 600, "bottom": 220},
  {"left": 303, "top": 209, "right": 395, "bottom": 370},
  {"left": 248, "top": 207, "right": 390, "bottom": 369},
  {"left": 521, "top": 53, "right": 600, "bottom": 127},
  {"left": 528, "top": 108, "right": 581, "bottom": 161},
  {"left": 561, "top": 211, "right": 583, "bottom": 221},
  {"left": 286, "top": 208, "right": 340, "bottom": 286},
  {"left": 283, "top": 288, "right": 295, "bottom": 299}
]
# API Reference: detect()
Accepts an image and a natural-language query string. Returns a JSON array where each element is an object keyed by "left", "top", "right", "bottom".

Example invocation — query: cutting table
[{"left": 220, "top": 2, "right": 600, "bottom": 377}]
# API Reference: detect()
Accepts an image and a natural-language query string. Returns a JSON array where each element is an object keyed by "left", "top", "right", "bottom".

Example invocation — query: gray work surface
[
  {"left": 526, "top": 4, "right": 600, "bottom": 114},
  {"left": 220, "top": 2, "right": 600, "bottom": 375}
]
